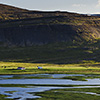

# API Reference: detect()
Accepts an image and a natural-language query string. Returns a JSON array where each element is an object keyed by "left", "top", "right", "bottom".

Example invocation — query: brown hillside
[{"left": 0, "top": 4, "right": 100, "bottom": 46}]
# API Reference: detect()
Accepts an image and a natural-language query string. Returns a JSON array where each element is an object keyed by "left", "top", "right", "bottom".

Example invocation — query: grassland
[
  {"left": 0, "top": 6, "right": 100, "bottom": 75},
  {"left": 0, "top": 40, "right": 100, "bottom": 63},
  {"left": 0, "top": 61, "right": 100, "bottom": 74},
  {"left": 34, "top": 87, "right": 100, "bottom": 100},
  {"left": 0, "top": 40, "right": 100, "bottom": 74},
  {"left": 0, "top": 94, "right": 12, "bottom": 100}
]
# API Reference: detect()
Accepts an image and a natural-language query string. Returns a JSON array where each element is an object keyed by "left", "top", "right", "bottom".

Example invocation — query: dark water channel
[{"left": 0, "top": 74, "right": 100, "bottom": 100}]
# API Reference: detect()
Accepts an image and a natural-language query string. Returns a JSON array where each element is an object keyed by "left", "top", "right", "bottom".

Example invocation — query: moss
[
  {"left": 0, "top": 94, "right": 12, "bottom": 100},
  {"left": 34, "top": 88, "right": 100, "bottom": 100},
  {"left": 61, "top": 76, "right": 87, "bottom": 81}
]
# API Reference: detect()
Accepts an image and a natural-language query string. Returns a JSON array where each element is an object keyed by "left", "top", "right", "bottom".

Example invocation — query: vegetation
[
  {"left": 0, "top": 84, "right": 97, "bottom": 88},
  {"left": 0, "top": 40, "right": 100, "bottom": 64},
  {"left": 61, "top": 76, "right": 87, "bottom": 81},
  {"left": 2, "top": 72, "right": 100, "bottom": 81},
  {"left": 0, "top": 3, "right": 100, "bottom": 75},
  {"left": 0, "top": 40, "right": 100, "bottom": 74},
  {"left": 0, "top": 61, "right": 100, "bottom": 74},
  {"left": 1, "top": 84, "right": 100, "bottom": 100},
  {"left": 0, "top": 94, "right": 12, "bottom": 100},
  {"left": 1, "top": 4, "right": 100, "bottom": 100},
  {"left": 61, "top": 75, "right": 100, "bottom": 81},
  {"left": 0, "top": 4, "right": 100, "bottom": 62},
  {"left": 0, "top": 4, "right": 85, "bottom": 21},
  {"left": 34, "top": 88, "right": 100, "bottom": 100},
  {"left": 0, "top": 4, "right": 100, "bottom": 46}
]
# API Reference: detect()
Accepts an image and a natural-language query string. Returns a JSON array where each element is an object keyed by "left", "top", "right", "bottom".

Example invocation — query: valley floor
[{"left": 0, "top": 62, "right": 100, "bottom": 74}]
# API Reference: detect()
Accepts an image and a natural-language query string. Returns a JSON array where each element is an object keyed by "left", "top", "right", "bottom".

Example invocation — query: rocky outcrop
[
  {"left": 0, "top": 4, "right": 100, "bottom": 47},
  {"left": 0, "top": 24, "right": 77, "bottom": 46}
]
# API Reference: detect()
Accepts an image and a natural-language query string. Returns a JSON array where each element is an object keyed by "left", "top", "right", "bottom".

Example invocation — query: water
[
  {"left": 0, "top": 86, "right": 65, "bottom": 100},
  {"left": 0, "top": 74, "right": 85, "bottom": 79},
  {"left": 1, "top": 86, "right": 100, "bottom": 100},
  {"left": 0, "top": 78, "right": 100, "bottom": 85},
  {"left": 1, "top": 74, "right": 100, "bottom": 85},
  {"left": 0, "top": 74, "right": 100, "bottom": 100}
]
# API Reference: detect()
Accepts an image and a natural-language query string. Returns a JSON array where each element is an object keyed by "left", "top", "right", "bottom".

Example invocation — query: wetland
[{"left": 0, "top": 74, "right": 100, "bottom": 100}]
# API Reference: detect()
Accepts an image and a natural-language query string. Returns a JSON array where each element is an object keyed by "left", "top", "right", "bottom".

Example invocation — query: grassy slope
[
  {"left": 0, "top": 4, "right": 79, "bottom": 21},
  {"left": 0, "top": 40, "right": 100, "bottom": 74},
  {"left": 0, "top": 4, "right": 100, "bottom": 73},
  {"left": 0, "top": 13, "right": 100, "bottom": 42},
  {"left": 1, "top": 4, "right": 100, "bottom": 41},
  {"left": 0, "top": 41, "right": 100, "bottom": 64},
  {"left": 1, "top": 4, "right": 100, "bottom": 43}
]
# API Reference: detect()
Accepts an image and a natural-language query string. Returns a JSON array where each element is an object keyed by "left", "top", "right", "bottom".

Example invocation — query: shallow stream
[{"left": 0, "top": 74, "right": 100, "bottom": 100}]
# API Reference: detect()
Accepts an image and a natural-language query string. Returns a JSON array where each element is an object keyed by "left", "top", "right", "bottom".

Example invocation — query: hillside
[
  {"left": 0, "top": 4, "right": 100, "bottom": 46},
  {"left": 0, "top": 4, "right": 81, "bottom": 21},
  {"left": 0, "top": 15, "right": 100, "bottom": 46},
  {"left": 0, "top": 4, "right": 100, "bottom": 64}
]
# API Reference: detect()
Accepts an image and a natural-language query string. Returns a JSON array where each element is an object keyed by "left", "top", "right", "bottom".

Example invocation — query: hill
[
  {"left": 0, "top": 4, "right": 100, "bottom": 46},
  {"left": 91, "top": 14, "right": 100, "bottom": 17},
  {"left": 0, "top": 4, "right": 100, "bottom": 64},
  {"left": 0, "top": 4, "right": 81, "bottom": 20}
]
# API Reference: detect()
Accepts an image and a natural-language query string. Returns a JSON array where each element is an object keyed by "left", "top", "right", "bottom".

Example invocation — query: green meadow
[
  {"left": 0, "top": 41, "right": 100, "bottom": 74},
  {"left": 0, "top": 61, "right": 100, "bottom": 74},
  {"left": 34, "top": 87, "right": 100, "bottom": 100}
]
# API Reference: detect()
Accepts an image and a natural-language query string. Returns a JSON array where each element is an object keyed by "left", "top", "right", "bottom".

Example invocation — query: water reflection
[
  {"left": 0, "top": 86, "right": 66, "bottom": 100},
  {"left": 0, "top": 74, "right": 85, "bottom": 79},
  {"left": 0, "top": 74, "right": 100, "bottom": 100},
  {"left": 1, "top": 86, "right": 100, "bottom": 100},
  {"left": 0, "top": 78, "right": 100, "bottom": 85}
]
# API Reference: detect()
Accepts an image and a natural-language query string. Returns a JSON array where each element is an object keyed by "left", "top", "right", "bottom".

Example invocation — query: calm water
[
  {"left": 0, "top": 78, "right": 100, "bottom": 85},
  {"left": 0, "top": 86, "right": 66, "bottom": 100},
  {"left": 0, "top": 74, "right": 100, "bottom": 100},
  {"left": 1, "top": 86, "right": 100, "bottom": 100},
  {"left": 0, "top": 74, "right": 85, "bottom": 79}
]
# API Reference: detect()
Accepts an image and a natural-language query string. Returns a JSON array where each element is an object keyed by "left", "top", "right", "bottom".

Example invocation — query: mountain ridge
[
  {"left": 0, "top": 3, "right": 86, "bottom": 21},
  {"left": 0, "top": 4, "right": 100, "bottom": 64},
  {"left": 0, "top": 4, "right": 100, "bottom": 46}
]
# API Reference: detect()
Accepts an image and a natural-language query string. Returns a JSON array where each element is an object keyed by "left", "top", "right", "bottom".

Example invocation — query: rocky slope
[{"left": 0, "top": 4, "right": 100, "bottom": 46}]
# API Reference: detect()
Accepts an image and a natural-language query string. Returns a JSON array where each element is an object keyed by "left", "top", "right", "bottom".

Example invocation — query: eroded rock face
[
  {"left": 0, "top": 4, "right": 100, "bottom": 47},
  {"left": 0, "top": 24, "right": 77, "bottom": 46},
  {"left": 0, "top": 23, "right": 100, "bottom": 46}
]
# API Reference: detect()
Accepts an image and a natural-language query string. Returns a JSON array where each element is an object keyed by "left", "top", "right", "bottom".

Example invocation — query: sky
[{"left": 0, "top": 0, "right": 100, "bottom": 14}]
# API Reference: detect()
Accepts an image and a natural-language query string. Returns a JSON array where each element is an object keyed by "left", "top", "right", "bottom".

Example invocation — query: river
[{"left": 0, "top": 74, "right": 100, "bottom": 100}]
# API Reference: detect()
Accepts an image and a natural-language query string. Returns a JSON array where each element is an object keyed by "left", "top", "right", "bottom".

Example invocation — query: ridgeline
[{"left": 0, "top": 4, "right": 100, "bottom": 64}]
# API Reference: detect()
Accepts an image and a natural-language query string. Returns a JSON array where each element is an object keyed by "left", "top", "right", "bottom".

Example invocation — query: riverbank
[
  {"left": 0, "top": 62, "right": 100, "bottom": 74},
  {"left": 1, "top": 84, "right": 100, "bottom": 100},
  {"left": 35, "top": 87, "right": 100, "bottom": 100},
  {"left": 0, "top": 73, "right": 100, "bottom": 100}
]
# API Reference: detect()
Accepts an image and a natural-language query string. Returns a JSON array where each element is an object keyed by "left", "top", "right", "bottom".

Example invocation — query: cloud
[
  {"left": 72, "top": 4, "right": 86, "bottom": 7},
  {"left": 96, "top": 0, "right": 100, "bottom": 7},
  {"left": 92, "top": 12, "right": 100, "bottom": 14}
]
